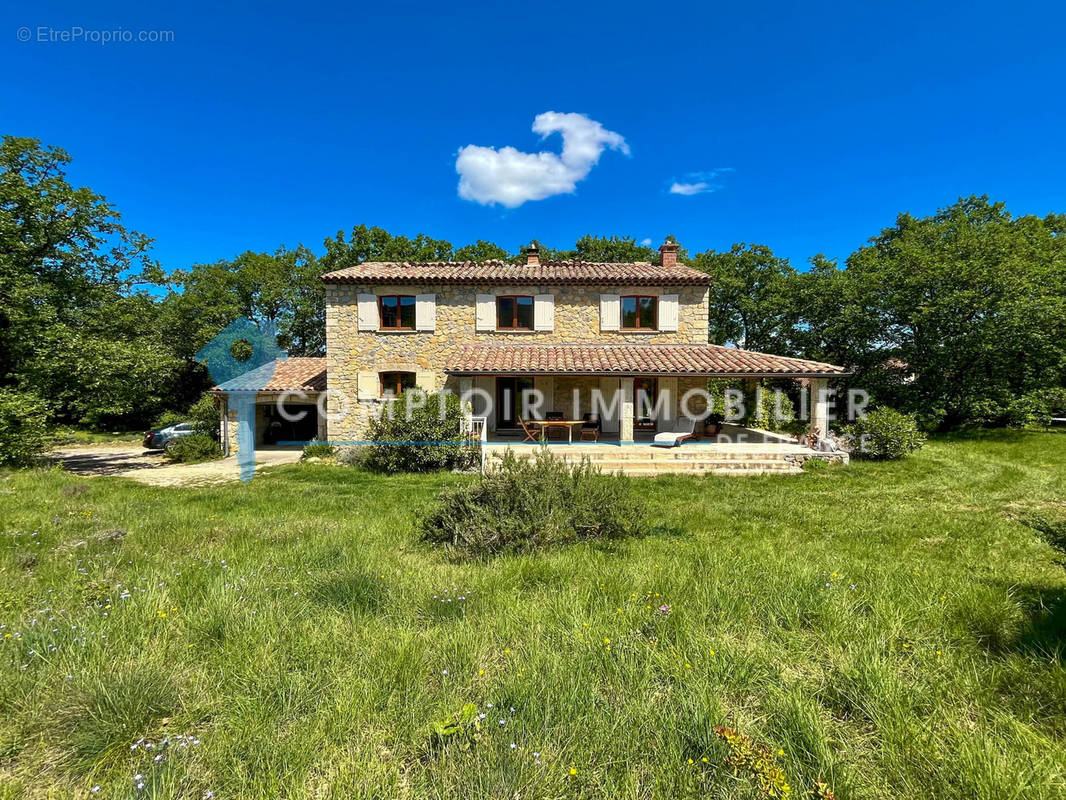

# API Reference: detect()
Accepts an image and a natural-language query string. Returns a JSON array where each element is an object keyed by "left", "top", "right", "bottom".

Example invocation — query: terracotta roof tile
[
  {"left": 321, "top": 259, "right": 710, "bottom": 286},
  {"left": 211, "top": 357, "right": 327, "bottom": 393},
  {"left": 444, "top": 344, "right": 845, "bottom": 377}
]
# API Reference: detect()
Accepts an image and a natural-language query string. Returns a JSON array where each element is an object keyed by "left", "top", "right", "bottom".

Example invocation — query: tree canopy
[{"left": 0, "top": 136, "right": 180, "bottom": 426}]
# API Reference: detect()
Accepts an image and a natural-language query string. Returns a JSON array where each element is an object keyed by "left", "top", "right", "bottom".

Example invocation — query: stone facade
[{"left": 325, "top": 282, "right": 710, "bottom": 441}]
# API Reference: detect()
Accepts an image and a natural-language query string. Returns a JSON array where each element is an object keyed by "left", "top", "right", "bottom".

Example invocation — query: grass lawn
[{"left": 2, "top": 432, "right": 1065, "bottom": 799}]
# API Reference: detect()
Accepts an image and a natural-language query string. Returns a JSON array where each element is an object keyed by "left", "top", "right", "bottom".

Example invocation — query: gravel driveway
[{"left": 49, "top": 445, "right": 303, "bottom": 487}]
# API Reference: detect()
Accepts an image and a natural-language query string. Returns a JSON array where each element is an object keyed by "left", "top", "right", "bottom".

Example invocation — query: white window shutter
[
  {"left": 357, "top": 294, "right": 378, "bottom": 331},
  {"left": 416, "top": 370, "right": 437, "bottom": 391},
  {"left": 600, "top": 294, "right": 620, "bottom": 331},
  {"left": 415, "top": 294, "right": 436, "bottom": 331},
  {"left": 659, "top": 294, "right": 679, "bottom": 331},
  {"left": 357, "top": 371, "right": 379, "bottom": 399},
  {"left": 475, "top": 293, "right": 495, "bottom": 331},
  {"left": 534, "top": 294, "right": 554, "bottom": 331}
]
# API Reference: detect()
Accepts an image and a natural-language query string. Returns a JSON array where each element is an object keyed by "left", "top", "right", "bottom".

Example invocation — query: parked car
[{"left": 143, "top": 422, "right": 195, "bottom": 452}]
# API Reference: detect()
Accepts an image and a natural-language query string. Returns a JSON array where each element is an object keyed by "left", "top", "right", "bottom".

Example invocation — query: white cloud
[
  {"left": 640, "top": 237, "right": 652, "bottom": 246},
  {"left": 668, "top": 168, "right": 734, "bottom": 196},
  {"left": 456, "top": 112, "right": 629, "bottom": 208},
  {"left": 669, "top": 181, "right": 710, "bottom": 196}
]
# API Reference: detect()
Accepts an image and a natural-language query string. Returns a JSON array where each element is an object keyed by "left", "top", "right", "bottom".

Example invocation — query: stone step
[
  {"left": 484, "top": 453, "right": 802, "bottom": 476},
  {"left": 617, "top": 467, "right": 802, "bottom": 477},
  {"left": 592, "top": 460, "right": 799, "bottom": 472},
  {"left": 486, "top": 449, "right": 797, "bottom": 463}
]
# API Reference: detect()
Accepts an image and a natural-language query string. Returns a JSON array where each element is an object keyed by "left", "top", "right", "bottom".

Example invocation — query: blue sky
[{"left": 3, "top": 1, "right": 1065, "bottom": 272}]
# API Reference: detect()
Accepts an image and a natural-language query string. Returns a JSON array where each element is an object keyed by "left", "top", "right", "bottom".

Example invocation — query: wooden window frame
[
  {"left": 496, "top": 295, "right": 535, "bottom": 331},
  {"left": 620, "top": 295, "right": 658, "bottom": 330},
  {"left": 378, "top": 295, "right": 417, "bottom": 330},
  {"left": 379, "top": 371, "right": 417, "bottom": 398}
]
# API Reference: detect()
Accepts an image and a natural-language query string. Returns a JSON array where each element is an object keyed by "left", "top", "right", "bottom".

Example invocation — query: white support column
[
  {"left": 219, "top": 398, "right": 229, "bottom": 456},
  {"left": 620, "top": 377, "right": 635, "bottom": 442},
  {"left": 457, "top": 377, "right": 473, "bottom": 413},
  {"left": 809, "top": 378, "right": 829, "bottom": 435},
  {"left": 743, "top": 377, "right": 761, "bottom": 427},
  {"left": 659, "top": 376, "right": 678, "bottom": 425}
]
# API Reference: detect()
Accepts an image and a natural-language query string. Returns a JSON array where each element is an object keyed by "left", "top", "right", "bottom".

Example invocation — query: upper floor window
[
  {"left": 621, "top": 295, "right": 657, "bottom": 330},
  {"left": 496, "top": 295, "right": 534, "bottom": 330},
  {"left": 379, "top": 295, "right": 416, "bottom": 330},
  {"left": 380, "top": 371, "right": 416, "bottom": 397}
]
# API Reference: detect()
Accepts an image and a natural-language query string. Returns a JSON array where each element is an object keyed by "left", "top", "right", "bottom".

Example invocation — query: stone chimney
[
  {"left": 525, "top": 241, "right": 540, "bottom": 266},
  {"left": 659, "top": 239, "right": 680, "bottom": 267}
]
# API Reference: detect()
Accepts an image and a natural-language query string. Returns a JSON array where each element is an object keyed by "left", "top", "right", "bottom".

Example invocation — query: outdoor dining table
[{"left": 531, "top": 419, "right": 586, "bottom": 442}]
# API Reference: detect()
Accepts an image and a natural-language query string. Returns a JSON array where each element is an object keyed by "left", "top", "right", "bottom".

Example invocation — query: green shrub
[
  {"left": 419, "top": 449, "right": 649, "bottom": 557},
  {"left": 359, "top": 390, "right": 478, "bottom": 473},
  {"left": 0, "top": 389, "right": 51, "bottom": 467},
  {"left": 301, "top": 439, "right": 336, "bottom": 460},
  {"left": 968, "top": 395, "right": 1041, "bottom": 428},
  {"left": 844, "top": 407, "right": 925, "bottom": 460},
  {"left": 163, "top": 433, "right": 222, "bottom": 464},
  {"left": 967, "top": 389, "right": 1066, "bottom": 429}
]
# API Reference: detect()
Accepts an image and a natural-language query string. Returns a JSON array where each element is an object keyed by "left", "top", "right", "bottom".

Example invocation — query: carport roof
[{"left": 210, "top": 357, "right": 327, "bottom": 393}]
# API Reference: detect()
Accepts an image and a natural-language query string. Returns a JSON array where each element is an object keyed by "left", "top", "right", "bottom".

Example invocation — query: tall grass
[{"left": 0, "top": 431, "right": 1064, "bottom": 798}]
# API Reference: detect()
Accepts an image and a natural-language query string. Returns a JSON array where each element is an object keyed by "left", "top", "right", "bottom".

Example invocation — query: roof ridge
[{"left": 321, "top": 259, "right": 710, "bottom": 286}]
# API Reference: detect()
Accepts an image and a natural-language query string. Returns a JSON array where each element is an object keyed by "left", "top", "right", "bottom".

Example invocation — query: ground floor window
[{"left": 380, "top": 371, "right": 417, "bottom": 397}]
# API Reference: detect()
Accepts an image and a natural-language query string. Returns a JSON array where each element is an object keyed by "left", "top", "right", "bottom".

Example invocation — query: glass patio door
[{"left": 496, "top": 376, "right": 534, "bottom": 429}]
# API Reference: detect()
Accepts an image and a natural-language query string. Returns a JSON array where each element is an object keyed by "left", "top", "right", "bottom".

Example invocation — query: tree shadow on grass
[
  {"left": 933, "top": 427, "right": 1066, "bottom": 445},
  {"left": 1014, "top": 587, "right": 1066, "bottom": 661},
  {"left": 966, "top": 580, "right": 1066, "bottom": 739},
  {"left": 967, "top": 581, "right": 1066, "bottom": 664}
]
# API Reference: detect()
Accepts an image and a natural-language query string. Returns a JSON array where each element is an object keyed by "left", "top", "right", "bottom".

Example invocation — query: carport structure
[{"left": 210, "top": 357, "right": 327, "bottom": 456}]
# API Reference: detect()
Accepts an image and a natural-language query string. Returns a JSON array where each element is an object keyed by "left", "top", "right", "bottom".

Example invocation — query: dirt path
[{"left": 48, "top": 445, "right": 302, "bottom": 487}]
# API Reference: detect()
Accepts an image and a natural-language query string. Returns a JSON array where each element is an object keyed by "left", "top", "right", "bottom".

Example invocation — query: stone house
[
  {"left": 212, "top": 240, "right": 847, "bottom": 466},
  {"left": 315, "top": 240, "right": 845, "bottom": 445}
]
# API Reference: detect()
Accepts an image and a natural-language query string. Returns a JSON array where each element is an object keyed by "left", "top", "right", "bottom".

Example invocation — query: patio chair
[
  {"left": 651, "top": 417, "right": 698, "bottom": 447},
  {"left": 580, "top": 412, "right": 600, "bottom": 442},
  {"left": 544, "top": 410, "right": 566, "bottom": 440},
  {"left": 517, "top": 416, "right": 542, "bottom": 443}
]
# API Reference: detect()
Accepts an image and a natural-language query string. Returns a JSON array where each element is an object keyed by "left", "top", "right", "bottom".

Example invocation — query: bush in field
[
  {"left": 0, "top": 389, "right": 51, "bottom": 467},
  {"left": 968, "top": 394, "right": 1039, "bottom": 428},
  {"left": 163, "top": 433, "right": 222, "bottom": 464},
  {"left": 844, "top": 407, "right": 925, "bottom": 460},
  {"left": 419, "top": 449, "right": 649, "bottom": 557},
  {"left": 359, "top": 390, "right": 478, "bottom": 473},
  {"left": 301, "top": 439, "right": 335, "bottom": 459},
  {"left": 966, "top": 388, "right": 1066, "bottom": 428}
]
